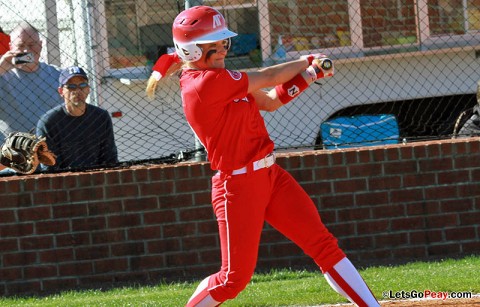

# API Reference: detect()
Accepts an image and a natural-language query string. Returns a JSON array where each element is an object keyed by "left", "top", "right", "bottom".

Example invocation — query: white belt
[{"left": 231, "top": 153, "right": 276, "bottom": 175}]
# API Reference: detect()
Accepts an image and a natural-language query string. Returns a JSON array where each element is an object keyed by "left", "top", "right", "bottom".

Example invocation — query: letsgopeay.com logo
[{"left": 382, "top": 290, "right": 473, "bottom": 301}]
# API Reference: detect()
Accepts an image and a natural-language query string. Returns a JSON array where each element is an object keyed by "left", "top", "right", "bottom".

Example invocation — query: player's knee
[
  {"left": 220, "top": 278, "right": 251, "bottom": 300},
  {"left": 211, "top": 271, "right": 253, "bottom": 300}
]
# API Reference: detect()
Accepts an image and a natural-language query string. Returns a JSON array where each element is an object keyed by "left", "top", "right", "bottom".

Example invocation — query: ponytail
[{"left": 146, "top": 52, "right": 182, "bottom": 99}]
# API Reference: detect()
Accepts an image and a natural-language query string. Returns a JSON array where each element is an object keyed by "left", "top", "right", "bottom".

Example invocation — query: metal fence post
[
  {"left": 185, "top": 0, "right": 203, "bottom": 9},
  {"left": 184, "top": 0, "right": 206, "bottom": 161}
]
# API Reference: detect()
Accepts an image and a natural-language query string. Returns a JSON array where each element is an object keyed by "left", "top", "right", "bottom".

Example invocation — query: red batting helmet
[{"left": 172, "top": 6, "right": 237, "bottom": 62}]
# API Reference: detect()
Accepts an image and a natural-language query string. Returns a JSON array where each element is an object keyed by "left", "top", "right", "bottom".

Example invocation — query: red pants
[{"left": 207, "top": 164, "right": 345, "bottom": 302}]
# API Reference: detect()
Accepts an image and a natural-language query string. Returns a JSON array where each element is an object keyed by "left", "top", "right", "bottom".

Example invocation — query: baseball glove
[{"left": 0, "top": 132, "right": 56, "bottom": 174}]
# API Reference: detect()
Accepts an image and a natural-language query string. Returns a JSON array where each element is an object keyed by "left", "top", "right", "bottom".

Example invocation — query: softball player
[{"left": 146, "top": 6, "right": 380, "bottom": 307}]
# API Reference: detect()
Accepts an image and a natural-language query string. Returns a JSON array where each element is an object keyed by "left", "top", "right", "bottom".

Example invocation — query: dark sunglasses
[{"left": 63, "top": 82, "right": 89, "bottom": 90}]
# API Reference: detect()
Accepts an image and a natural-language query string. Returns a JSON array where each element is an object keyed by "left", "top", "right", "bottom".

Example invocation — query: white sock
[
  {"left": 324, "top": 257, "right": 380, "bottom": 307},
  {"left": 186, "top": 277, "right": 221, "bottom": 307}
]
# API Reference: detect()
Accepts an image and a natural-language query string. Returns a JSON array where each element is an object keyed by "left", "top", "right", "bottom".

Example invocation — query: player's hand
[
  {"left": 301, "top": 53, "right": 329, "bottom": 66},
  {"left": 310, "top": 58, "right": 334, "bottom": 79}
]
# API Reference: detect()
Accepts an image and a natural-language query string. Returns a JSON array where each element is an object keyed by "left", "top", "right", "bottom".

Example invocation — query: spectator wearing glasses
[
  {"left": 36, "top": 66, "right": 118, "bottom": 171},
  {"left": 0, "top": 22, "right": 62, "bottom": 145}
]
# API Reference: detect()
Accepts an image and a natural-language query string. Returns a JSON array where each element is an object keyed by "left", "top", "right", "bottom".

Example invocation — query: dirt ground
[{"left": 320, "top": 295, "right": 480, "bottom": 306}]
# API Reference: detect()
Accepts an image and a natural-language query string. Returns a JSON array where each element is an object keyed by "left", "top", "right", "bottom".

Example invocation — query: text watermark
[{"left": 382, "top": 290, "right": 473, "bottom": 300}]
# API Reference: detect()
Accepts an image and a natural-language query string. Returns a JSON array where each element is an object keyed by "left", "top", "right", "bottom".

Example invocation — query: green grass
[{"left": 1, "top": 255, "right": 478, "bottom": 307}]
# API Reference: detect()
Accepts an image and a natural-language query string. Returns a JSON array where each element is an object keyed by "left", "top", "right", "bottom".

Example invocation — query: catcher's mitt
[{"left": 0, "top": 132, "right": 56, "bottom": 174}]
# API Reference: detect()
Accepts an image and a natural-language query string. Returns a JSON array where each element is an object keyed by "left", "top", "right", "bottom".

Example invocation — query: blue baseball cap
[{"left": 59, "top": 66, "right": 88, "bottom": 86}]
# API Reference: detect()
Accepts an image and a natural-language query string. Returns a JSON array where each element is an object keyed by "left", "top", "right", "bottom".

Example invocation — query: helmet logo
[{"left": 213, "top": 15, "right": 222, "bottom": 29}]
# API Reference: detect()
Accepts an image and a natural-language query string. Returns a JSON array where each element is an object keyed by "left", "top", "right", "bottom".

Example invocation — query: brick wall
[{"left": 1, "top": 138, "right": 479, "bottom": 296}]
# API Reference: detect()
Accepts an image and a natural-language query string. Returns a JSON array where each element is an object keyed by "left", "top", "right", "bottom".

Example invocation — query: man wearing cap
[{"left": 36, "top": 66, "right": 118, "bottom": 171}]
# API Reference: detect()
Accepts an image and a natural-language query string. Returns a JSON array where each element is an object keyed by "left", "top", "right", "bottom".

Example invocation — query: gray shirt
[{"left": 0, "top": 62, "right": 62, "bottom": 143}]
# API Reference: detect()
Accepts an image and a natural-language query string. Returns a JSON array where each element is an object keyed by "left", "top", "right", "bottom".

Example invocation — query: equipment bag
[{"left": 320, "top": 114, "right": 399, "bottom": 149}]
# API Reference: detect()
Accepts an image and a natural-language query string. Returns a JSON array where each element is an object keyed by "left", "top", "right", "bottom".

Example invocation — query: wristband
[
  {"left": 275, "top": 72, "right": 310, "bottom": 105},
  {"left": 151, "top": 70, "right": 162, "bottom": 81}
]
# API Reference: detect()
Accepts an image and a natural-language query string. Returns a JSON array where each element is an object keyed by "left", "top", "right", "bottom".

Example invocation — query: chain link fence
[{"left": 1, "top": 0, "right": 480, "bottom": 173}]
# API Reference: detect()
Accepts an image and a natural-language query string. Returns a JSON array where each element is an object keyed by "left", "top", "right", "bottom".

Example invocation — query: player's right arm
[{"left": 246, "top": 58, "right": 308, "bottom": 94}]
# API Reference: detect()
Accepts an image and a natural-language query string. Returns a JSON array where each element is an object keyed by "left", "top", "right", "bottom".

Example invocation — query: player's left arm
[{"left": 246, "top": 59, "right": 308, "bottom": 94}]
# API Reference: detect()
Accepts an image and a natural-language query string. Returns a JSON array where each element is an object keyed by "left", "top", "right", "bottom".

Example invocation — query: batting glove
[
  {"left": 301, "top": 53, "right": 329, "bottom": 65},
  {"left": 303, "top": 58, "right": 334, "bottom": 82}
]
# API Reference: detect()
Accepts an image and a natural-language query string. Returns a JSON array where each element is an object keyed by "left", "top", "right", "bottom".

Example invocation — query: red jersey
[
  {"left": 180, "top": 68, "right": 274, "bottom": 171},
  {"left": 0, "top": 32, "right": 10, "bottom": 55}
]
